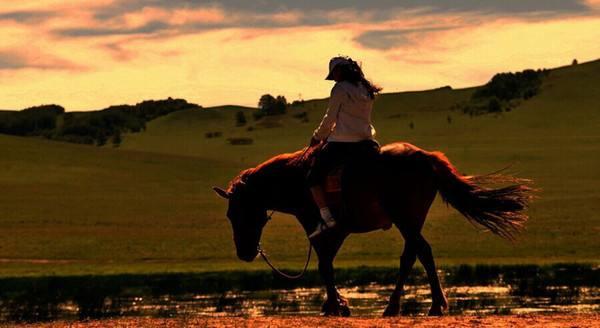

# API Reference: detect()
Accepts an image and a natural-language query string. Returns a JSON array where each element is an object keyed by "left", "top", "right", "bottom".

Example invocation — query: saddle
[{"left": 320, "top": 146, "right": 393, "bottom": 233}]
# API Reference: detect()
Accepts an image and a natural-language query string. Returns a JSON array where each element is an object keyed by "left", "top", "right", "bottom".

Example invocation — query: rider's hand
[{"left": 309, "top": 137, "right": 320, "bottom": 147}]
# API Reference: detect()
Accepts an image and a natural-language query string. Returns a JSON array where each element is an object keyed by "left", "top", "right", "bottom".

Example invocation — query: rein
[
  {"left": 257, "top": 210, "right": 313, "bottom": 280},
  {"left": 256, "top": 145, "right": 317, "bottom": 280}
]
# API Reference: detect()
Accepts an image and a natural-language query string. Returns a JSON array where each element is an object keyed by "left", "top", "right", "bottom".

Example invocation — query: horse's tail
[{"left": 422, "top": 149, "right": 534, "bottom": 240}]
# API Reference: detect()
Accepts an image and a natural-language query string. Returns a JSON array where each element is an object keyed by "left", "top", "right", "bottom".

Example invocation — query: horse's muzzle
[{"left": 237, "top": 250, "right": 258, "bottom": 262}]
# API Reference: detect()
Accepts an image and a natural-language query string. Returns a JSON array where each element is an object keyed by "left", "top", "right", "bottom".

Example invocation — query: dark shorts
[{"left": 307, "top": 139, "right": 379, "bottom": 186}]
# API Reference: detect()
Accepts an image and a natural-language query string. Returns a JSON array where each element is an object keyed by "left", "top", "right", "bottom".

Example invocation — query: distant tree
[
  {"left": 572, "top": 59, "right": 578, "bottom": 65},
  {"left": 474, "top": 69, "right": 546, "bottom": 101},
  {"left": 274, "top": 95, "right": 287, "bottom": 114},
  {"left": 111, "top": 130, "right": 122, "bottom": 147},
  {"left": 257, "top": 94, "right": 287, "bottom": 117},
  {"left": 0, "top": 98, "right": 199, "bottom": 146},
  {"left": 488, "top": 97, "right": 502, "bottom": 113},
  {"left": 96, "top": 133, "right": 107, "bottom": 146},
  {"left": 235, "top": 111, "right": 247, "bottom": 126},
  {"left": 258, "top": 94, "right": 276, "bottom": 114}
]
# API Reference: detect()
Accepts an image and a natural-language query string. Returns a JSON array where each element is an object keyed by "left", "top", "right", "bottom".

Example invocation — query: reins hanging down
[{"left": 257, "top": 210, "right": 313, "bottom": 280}]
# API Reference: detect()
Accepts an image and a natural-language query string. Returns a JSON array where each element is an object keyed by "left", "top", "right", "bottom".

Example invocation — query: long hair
[{"left": 338, "top": 57, "right": 382, "bottom": 99}]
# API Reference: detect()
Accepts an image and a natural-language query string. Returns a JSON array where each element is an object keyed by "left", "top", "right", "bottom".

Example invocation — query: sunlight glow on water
[
  {"left": 0, "top": 265, "right": 598, "bottom": 321},
  {"left": 22, "top": 283, "right": 595, "bottom": 319}
]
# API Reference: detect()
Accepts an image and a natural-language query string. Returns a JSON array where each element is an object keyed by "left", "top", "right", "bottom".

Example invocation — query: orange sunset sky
[{"left": 1, "top": 0, "right": 600, "bottom": 111}]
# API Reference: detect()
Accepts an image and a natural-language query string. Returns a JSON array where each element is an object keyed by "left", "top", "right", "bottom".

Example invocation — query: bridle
[
  {"left": 256, "top": 210, "right": 313, "bottom": 280},
  {"left": 255, "top": 145, "right": 317, "bottom": 280}
]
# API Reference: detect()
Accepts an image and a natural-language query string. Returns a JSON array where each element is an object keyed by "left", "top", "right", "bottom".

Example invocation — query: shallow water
[
  {"left": 83, "top": 283, "right": 599, "bottom": 318},
  {"left": 0, "top": 264, "right": 598, "bottom": 322}
]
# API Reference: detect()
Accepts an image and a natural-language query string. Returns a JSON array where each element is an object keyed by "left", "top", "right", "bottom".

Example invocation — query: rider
[{"left": 307, "top": 56, "right": 382, "bottom": 239}]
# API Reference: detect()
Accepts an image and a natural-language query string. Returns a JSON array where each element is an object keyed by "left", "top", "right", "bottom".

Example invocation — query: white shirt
[{"left": 313, "top": 81, "right": 376, "bottom": 142}]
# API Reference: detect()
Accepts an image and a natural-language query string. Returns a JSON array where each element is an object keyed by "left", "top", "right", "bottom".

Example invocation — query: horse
[{"left": 213, "top": 141, "right": 533, "bottom": 316}]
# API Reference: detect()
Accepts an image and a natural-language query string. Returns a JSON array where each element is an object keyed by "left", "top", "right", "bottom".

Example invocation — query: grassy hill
[{"left": 0, "top": 60, "right": 599, "bottom": 277}]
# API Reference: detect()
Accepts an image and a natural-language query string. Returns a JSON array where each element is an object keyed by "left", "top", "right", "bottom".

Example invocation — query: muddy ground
[{"left": 14, "top": 314, "right": 600, "bottom": 327}]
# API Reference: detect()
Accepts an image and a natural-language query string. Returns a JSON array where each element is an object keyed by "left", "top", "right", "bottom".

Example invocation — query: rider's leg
[
  {"left": 311, "top": 186, "right": 334, "bottom": 221},
  {"left": 309, "top": 185, "right": 337, "bottom": 239},
  {"left": 310, "top": 185, "right": 327, "bottom": 208},
  {"left": 307, "top": 144, "right": 338, "bottom": 239}
]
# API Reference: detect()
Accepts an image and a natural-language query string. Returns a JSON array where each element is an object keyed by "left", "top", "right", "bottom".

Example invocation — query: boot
[{"left": 308, "top": 217, "right": 336, "bottom": 239}]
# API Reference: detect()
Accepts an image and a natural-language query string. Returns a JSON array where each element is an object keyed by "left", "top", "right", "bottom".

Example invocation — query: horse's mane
[{"left": 227, "top": 144, "right": 324, "bottom": 193}]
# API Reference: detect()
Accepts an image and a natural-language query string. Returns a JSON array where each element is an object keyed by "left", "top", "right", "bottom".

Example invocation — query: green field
[{"left": 1, "top": 60, "right": 599, "bottom": 277}]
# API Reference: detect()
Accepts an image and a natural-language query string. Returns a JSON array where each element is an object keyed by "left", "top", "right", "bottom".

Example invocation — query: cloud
[
  {"left": 0, "top": 10, "right": 54, "bottom": 23},
  {"left": 71, "top": 0, "right": 593, "bottom": 36},
  {"left": 20, "top": 0, "right": 596, "bottom": 65},
  {"left": 0, "top": 50, "right": 84, "bottom": 71},
  {"left": 40, "top": 0, "right": 593, "bottom": 40},
  {"left": 354, "top": 26, "right": 461, "bottom": 50},
  {"left": 93, "top": 0, "right": 592, "bottom": 21},
  {"left": 56, "top": 20, "right": 172, "bottom": 37},
  {"left": 94, "top": 0, "right": 589, "bottom": 14}
]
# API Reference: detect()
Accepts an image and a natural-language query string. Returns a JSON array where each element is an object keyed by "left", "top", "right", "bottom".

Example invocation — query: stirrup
[{"left": 308, "top": 220, "right": 336, "bottom": 240}]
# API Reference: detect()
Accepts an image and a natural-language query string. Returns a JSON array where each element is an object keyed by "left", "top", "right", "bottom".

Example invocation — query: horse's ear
[{"left": 213, "top": 187, "right": 230, "bottom": 199}]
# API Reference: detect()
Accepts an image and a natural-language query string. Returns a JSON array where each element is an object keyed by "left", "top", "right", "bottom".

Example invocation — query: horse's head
[{"left": 213, "top": 181, "right": 268, "bottom": 262}]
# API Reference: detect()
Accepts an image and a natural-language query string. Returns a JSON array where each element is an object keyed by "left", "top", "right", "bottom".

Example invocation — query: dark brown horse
[{"left": 213, "top": 142, "right": 533, "bottom": 316}]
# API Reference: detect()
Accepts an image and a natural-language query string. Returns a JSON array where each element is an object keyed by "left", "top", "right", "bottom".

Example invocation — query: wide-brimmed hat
[{"left": 325, "top": 56, "right": 350, "bottom": 80}]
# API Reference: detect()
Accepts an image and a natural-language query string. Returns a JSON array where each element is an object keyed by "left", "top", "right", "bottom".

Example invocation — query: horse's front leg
[
  {"left": 313, "top": 230, "right": 349, "bottom": 316},
  {"left": 318, "top": 258, "right": 350, "bottom": 316}
]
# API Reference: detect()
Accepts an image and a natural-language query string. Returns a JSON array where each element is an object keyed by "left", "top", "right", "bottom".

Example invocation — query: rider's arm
[{"left": 312, "top": 84, "right": 344, "bottom": 141}]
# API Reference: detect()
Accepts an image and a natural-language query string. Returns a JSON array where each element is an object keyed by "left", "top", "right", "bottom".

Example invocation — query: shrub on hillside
[
  {"left": 473, "top": 69, "right": 547, "bottom": 101},
  {"left": 227, "top": 137, "right": 253, "bottom": 145},
  {"left": 293, "top": 111, "right": 309, "bottom": 122},
  {"left": 462, "top": 68, "right": 548, "bottom": 116},
  {"left": 205, "top": 131, "right": 222, "bottom": 138},
  {"left": 235, "top": 111, "right": 247, "bottom": 126},
  {"left": 111, "top": 130, "right": 122, "bottom": 147},
  {"left": 0, "top": 98, "right": 200, "bottom": 146},
  {"left": 0, "top": 104, "right": 64, "bottom": 136}
]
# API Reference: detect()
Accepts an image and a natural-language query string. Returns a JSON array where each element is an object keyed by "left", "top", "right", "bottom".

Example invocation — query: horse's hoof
[
  {"left": 382, "top": 302, "right": 400, "bottom": 317},
  {"left": 339, "top": 304, "right": 351, "bottom": 317},
  {"left": 428, "top": 305, "right": 445, "bottom": 316},
  {"left": 321, "top": 296, "right": 351, "bottom": 317}
]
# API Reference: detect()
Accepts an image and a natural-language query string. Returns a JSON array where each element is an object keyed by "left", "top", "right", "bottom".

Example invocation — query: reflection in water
[{"left": 0, "top": 264, "right": 598, "bottom": 322}]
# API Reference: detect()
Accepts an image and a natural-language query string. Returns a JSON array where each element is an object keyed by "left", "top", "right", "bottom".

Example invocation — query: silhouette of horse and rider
[{"left": 213, "top": 56, "right": 533, "bottom": 316}]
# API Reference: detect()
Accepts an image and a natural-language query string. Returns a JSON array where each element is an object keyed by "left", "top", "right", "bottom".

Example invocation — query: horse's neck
[{"left": 250, "top": 162, "right": 308, "bottom": 215}]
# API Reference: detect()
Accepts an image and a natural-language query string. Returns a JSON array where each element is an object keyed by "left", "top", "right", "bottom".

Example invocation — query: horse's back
[
  {"left": 379, "top": 142, "right": 439, "bottom": 228},
  {"left": 337, "top": 142, "right": 437, "bottom": 232}
]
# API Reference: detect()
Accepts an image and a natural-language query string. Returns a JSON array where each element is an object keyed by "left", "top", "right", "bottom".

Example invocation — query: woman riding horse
[
  {"left": 308, "top": 56, "right": 383, "bottom": 239},
  {"left": 212, "top": 57, "right": 533, "bottom": 317}
]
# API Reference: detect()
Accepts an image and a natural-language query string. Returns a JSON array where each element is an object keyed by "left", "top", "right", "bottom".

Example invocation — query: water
[
  {"left": 153, "top": 284, "right": 599, "bottom": 317},
  {"left": 0, "top": 264, "right": 598, "bottom": 322}
]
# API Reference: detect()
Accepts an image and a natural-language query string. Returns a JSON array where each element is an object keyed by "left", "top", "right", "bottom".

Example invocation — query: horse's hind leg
[
  {"left": 384, "top": 228, "right": 448, "bottom": 316},
  {"left": 414, "top": 233, "right": 448, "bottom": 316},
  {"left": 383, "top": 232, "right": 418, "bottom": 316},
  {"left": 382, "top": 176, "right": 446, "bottom": 316}
]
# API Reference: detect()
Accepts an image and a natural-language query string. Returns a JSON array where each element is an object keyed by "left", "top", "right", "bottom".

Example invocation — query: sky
[{"left": 1, "top": 1, "right": 600, "bottom": 110}]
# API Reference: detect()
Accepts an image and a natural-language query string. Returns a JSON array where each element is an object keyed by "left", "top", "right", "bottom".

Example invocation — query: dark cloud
[
  {"left": 49, "top": 0, "right": 593, "bottom": 39},
  {"left": 0, "top": 52, "right": 27, "bottom": 70},
  {"left": 0, "top": 10, "right": 54, "bottom": 23},
  {"left": 354, "top": 26, "right": 460, "bottom": 50},
  {"left": 56, "top": 20, "right": 172, "bottom": 37},
  {"left": 45, "top": 0, "right": 596, "bottom": 57},
  {"left": 0, "top": 50, "right": 83, "bottom": 71},
  {"left": 94, "top": 0, "right": 591, "bottom": 21},
  {"left": 52, "top": 0, "right": 592, "bottom": 39},
  {"left": 56, "top": 13, "right": 330, "bottom": 38}
]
